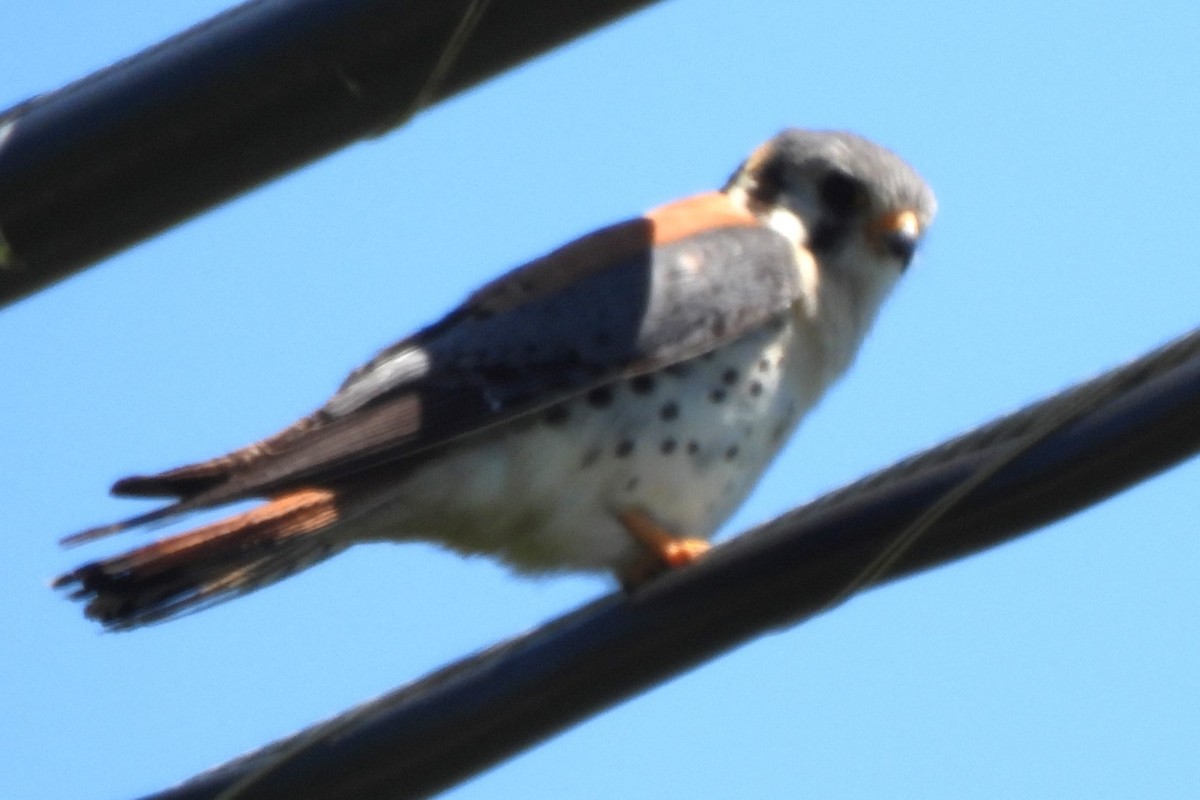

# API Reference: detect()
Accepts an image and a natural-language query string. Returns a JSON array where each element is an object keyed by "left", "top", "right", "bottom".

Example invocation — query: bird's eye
[{"left": 819, "top": 171, "right": 865, "bottom": 216}]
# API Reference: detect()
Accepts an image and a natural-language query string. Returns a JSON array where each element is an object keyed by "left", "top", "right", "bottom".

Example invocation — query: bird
[{"left": 54, "top": 129, "right": 936, "bottom": 630}]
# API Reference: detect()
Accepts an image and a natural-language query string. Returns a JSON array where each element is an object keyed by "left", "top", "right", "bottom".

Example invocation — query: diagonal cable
[
  {"left": 0, "top": 0, "right": 660, "bottom": 306},
  {"left": 136, "top": 325, "right": 1200, "bottom": 800}
]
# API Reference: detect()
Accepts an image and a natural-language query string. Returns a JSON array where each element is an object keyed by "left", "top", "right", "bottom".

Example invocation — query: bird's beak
[{"left": 869, "top": 209, "right": 923, "bottom": 269}]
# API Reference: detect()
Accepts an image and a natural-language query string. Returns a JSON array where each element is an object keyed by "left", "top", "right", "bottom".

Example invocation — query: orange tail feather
[{"left": 54, "top": 488, "right": 343, "bottom": 630}]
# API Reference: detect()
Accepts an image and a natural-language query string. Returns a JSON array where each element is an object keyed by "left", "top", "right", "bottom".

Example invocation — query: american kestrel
[{"left": 56, "top": 129, "right": 935, "bottom": 629}]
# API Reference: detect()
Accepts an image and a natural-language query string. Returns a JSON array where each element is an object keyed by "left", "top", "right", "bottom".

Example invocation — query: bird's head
[{"left": 724, "top": 129, "right": 936, "bottom": 285}]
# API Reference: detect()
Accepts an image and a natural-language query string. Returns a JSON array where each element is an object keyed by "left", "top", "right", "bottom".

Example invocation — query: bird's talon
[
  {"left": 659, "top": 537, "right": 711, "bottom": 567},
  {"left": 617, "top": 508, "right": 711, "bottom": 588}
]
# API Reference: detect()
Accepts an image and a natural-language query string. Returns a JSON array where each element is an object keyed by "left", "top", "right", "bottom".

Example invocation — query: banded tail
[{"left": 54, "top": 488, "right": 345, "bottom": 630}]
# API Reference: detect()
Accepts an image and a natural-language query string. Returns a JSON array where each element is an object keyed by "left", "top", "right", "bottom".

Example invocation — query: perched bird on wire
[{"left": 55, "top": 129, "right": 936, "bottom": 630}]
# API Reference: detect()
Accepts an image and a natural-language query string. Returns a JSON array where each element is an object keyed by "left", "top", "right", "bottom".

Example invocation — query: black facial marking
[
  {"left": 809, "top": 220, "right": 852, "bottom": 254},
  {"left": 819, "top": 170, "right": 865, "bottom": 216},
  {"left": 810, "top": 170, "right": 866, "bottom": 255},
  {"left": 750, "top": 154, "right": 787, "bottom": 204}
]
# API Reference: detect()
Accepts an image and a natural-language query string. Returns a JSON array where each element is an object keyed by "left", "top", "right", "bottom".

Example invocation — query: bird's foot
[{"left": 617, "top": 508, "right": 711, "bottom": 589}]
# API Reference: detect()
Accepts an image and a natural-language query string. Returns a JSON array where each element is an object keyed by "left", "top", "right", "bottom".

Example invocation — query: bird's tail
[{"left": 53, "top": 488, "right": 345, "bottom": 630}]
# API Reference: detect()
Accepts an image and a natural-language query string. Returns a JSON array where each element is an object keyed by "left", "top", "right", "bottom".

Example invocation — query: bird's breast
[{"left": 366, "top": 316, "right": 838, "bottom": 575}]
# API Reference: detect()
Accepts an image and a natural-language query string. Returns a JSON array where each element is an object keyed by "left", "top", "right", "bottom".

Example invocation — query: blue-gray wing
[{"left": 100, "top": 203, "right": 802, "bottom": 527}]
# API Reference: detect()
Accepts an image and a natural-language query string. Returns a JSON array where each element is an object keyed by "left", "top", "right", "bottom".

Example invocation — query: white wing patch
[{"left": 325, "top": 346, "right": 431, "bottom": 416}]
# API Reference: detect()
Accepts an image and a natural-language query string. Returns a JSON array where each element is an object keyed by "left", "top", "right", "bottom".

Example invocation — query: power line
[
  {"left": 144, "top": 327, "right": 1200, "bottom": 800},
  {"left": 0, "top": 0, "right": 660, "bottom": 305}
]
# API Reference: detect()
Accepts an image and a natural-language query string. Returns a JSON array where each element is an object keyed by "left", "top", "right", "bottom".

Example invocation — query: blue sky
[{"left": 4, "top": 2, "right": 1199, "bottom": 798}]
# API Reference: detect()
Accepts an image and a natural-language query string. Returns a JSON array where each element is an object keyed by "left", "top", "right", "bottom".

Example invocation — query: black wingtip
[
  {"left": 60, "top": 522, "right": 127, "bottom": 548},
  {"left": 59, "top": 502, "right": 184, "bottom": 548},
  {"left": 50, "top": 561, "right": 152, "bottom": 631},
  {"left": 111, "top": 472, "right": 226, "bottom": 499}
]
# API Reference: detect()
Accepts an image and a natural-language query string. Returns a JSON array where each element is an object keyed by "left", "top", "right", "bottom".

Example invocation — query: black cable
[
  {"left": 11, "top": 6, "right": 1198, "bottom": 797},
  {"left": 138, "top": 328, "right": 1200, "bottom": 800},
  {"left": 0, "top": 0, "right": 660, "bottom": 306}
]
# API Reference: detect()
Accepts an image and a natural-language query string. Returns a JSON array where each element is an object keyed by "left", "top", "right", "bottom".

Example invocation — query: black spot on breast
[
  {"left": 660, "top": 401, "right": 680, "bottom": 421},
  {"left": 687, "top": 441, "right": 701, "bottom": 455},
  {"left": 749, "top": 380, "right": 764, "bottom": 397},
  {"left": 543, "top": 404, "right": 571, "bottom": 426},
  {"left": 615, "top": 439, "right": 635, "bottom": 457},
  {"left": 722, "top": 368, "right": 739, "bottom": 386},
  {"left": 709, "top": 388, "right": 727, "bottom": 404},
  {"left": 629, "top": 375, "right": 656, "bottom": 395},
  {"left": 725, "top": 445, "right": 740, "bottom": 461},
  {"left": 661, "top": 438, "right": 677, "bottom": 454},
  {"left": 587, "top": 386, "right": 615, "bottom": 408}
]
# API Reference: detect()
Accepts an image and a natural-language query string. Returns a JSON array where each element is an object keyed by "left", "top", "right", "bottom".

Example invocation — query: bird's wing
[{"left": 68, "top": 193, "right": 803, "bottom": 542}]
